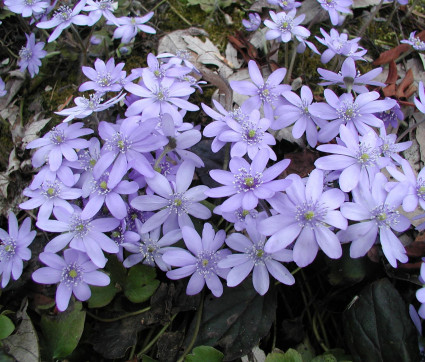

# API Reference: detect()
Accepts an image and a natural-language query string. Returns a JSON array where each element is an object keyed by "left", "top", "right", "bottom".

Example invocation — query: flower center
[
  {"left": 49, "top": 127, "right": 65, "bottom": 145},
  {"left": 55, "top": 6, "right": 72, "bottom": 21},
  {"left": 234, "top": 168, "right": 263, "bottom": 192},
  {"left": 42, "top": 181, "right": 61, "bottom": 198},
  {"left": 70, "top": 215, "right": 91, "bottom": 238},
  {"left": 97, "top": 73, "right": 112, "bottom": 87},
  {"left": 168, "top": 192, "right": 189, "bottom": 215},
  {"left": 61, "top": 263, "right": 83, "bottom": 286},
  {"left": 295, "top": 201, "right": 327, "bottom": 228},
  {"left": 371, "top": 204, "right": 399, "bottom": 228},
  {"left": 0, "top": 239, "right": 16, "bottom": 261},
  {"left": 19, "top": 47, "right": 32, "bottom": 61},
  {"left": 196, "top": 250, "right": 218, "bottom": 276}
]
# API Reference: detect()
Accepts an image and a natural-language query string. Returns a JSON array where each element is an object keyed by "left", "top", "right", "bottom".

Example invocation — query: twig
[
  {"left": 396, "top": 115, "right": 425, "bottom": 143},
  {"left": 86, "top": 306, "right": 151, "bottom": 323},
  {"left": 358, "top": 0, "right": 385, "bottom": 39}
]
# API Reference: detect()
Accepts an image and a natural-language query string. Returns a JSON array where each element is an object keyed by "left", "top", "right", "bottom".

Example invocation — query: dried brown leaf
[
  {"left": 385, "top": 61, "right": 398, "bottom": 85},
  {"left": 396, "top": 69, "right": 414, "bottom": 99},
  {"left": 373, "top": 44, "right": 410, "bottom": 66}
]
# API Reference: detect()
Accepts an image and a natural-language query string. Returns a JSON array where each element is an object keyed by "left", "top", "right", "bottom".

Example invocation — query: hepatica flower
[
  {"left": 415, "top": 81, "right": 425, "bottom": 114},
  {"left": 268, "top": 0, "right": 302, "bottom": 11},
  {"left": 18, "top": 33, "right": 47, "bottom": 78},
  {"left": 219, "top": 215, "right": 295, "bottom": 295},
  {"left": 229, "top": 60, "right": 289, "bottom": 121},
  {"left": 242, "top": 13, "right": 261, "bottom": 32},
  {"left": 27, "top": 122, "right": 93, "bottom": 171},
  {"left": 259, "top": 169, "right": 347, "bottom": 267},
  {"left": 264, "top": 10, "right": 310, "bottom": 44},
  {"left": 130, "top": 161, "right": 211, "bottom": 233},
  {"left": 401, "top": 31, "right": 425, "bottom": 52},
  {"left": 0, "top": 78, "right": 6, "bottom": 98},
  {"left": 205, "top": 149, "right": 291, "bottom": 212},
  {"left": 83, "top": 0, "right": 118, "bottom": 25},
  {"left": 0, "top": 212, "right": 36, "bottom": 288},
  {"left": 317, "top": 0, "right": 353, "bottom": 26},
  {"left": 32, "top": 249, "right": 110, "bottom": 311},
  {"left": 37, "top": 1, "right": 90, "bottom": 42},
  {"left": 4, "top": 0, "right": 49, "bottom": 17},
  {"left": 36, "top": 206, "right": 119, "bottom": 267},
  {"left": 163, "top": 224, "right": 231, "bottom": 297},
  {"left": 376, "top": 99, "right": 404, "bottom": 128},
  {"left": 338, "top": 173, "right": 410, "bottom": 267},
  {"left": 113, "top": 12, "right": 156, "bottom": 44}
]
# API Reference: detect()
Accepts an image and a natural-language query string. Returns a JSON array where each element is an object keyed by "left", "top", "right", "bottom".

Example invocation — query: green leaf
[
  {"left": 311, "top": 353, "right": 337, "bottom": 362},
  {"left": 40, "top": 301, "right": 86, "bottom": 359},
  {"left": 124, "top": 264, "right": 160, "bottom": 303},
  {"left": 0, "top": 315, "right": 14, "bottom": 340},
  {"left": 142, "top": 355, "right": 158, "bottom": 362},
  {"left": 186, "top": 346, "right": 224, "bottom": 361},
  {"left": 343, "top": 278, "right": 419, "bottom": 362},
  {"left": 265, "top": 349, "right": 303, "bottom": 362},
  {"left": 186, "top": 0, "right": 235, "bottom": 12},
  {"left": 88, "top": 284, "right": 118, "bottom": 308},
  {"left": 188, "top": 279, "right": 277, "bottom": 360}
]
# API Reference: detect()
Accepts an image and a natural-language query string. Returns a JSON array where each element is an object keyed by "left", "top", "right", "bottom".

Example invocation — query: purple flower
[
  {"left": 157, "top": 50, "right": 200, "bottom": 75},
  {"left": 113, "top": 13, "right": 156, "bottom": 43},
  {"left": 260, "top": 169, "right": 347, "bottom": 267},
  {"left": 123, "top": 222, "right": 182, "bottom": 271},
  {"left": 79, "top": 58, "right": 126, "bottom": 94},
  {"left": 19, "top": 180, "right": 82, "bottom": 220},
  {"left": 268, "top": 0, "right": 302, "bottom": 11},
  {"left": 376, "top": 99, "right": 404, "bottom": 128},
  {"left": 0, "top": 78, "right": 7, "bottom": 98},
  {"left": 163, "top": 224, "right": 231, "bottom": 297},
  {"left": 36, "top": 206, "right": 119, "bottom": 267},
  {"left": 94, "top": 117, "right": 167, "bottom": 183},
  {"left": 4, "top": 0, "right": 49, "bottom": 17},
  {"left": 316, "top": 0, "right": 352, "bottom": 26},
  {"left": 315, "top": 28, "right": 366, "bottom": 64},
  {"left": 18, "top": 33, "right": 47, "bottom": 78},
  {"left": 315, "top": 125, "right": 384, "bottom": 192},
  {"left": 125, "top": 73, "right": 199, "bottom": 124},
  {"left": 205, "top": 149, "right": 292, "bottom": 212},
  {"left": 275, "top": 85, "right": 328, "bottom": 147},
  {"left": 229, "top": 60, "right": 289, "bottom": 121},
  {"left": 416, "top": 261, "right": 425, "bottom": 319},
  {"left": 0, "top": 212, "right": 36, "bottom": 288},
  {"left": 130, "top": 161, "right": 211, "bottom": 233},
  {"left": 26, "top": 122, "right": 93, "bottom": 171},
  {"left": 317, "top": 58, "right": 385, "bottom": 94},
  {"left": 55, "top": 92, "right": 126, "bottom": 123},
  {"left": 37, "top": 1, "right": 91, "bottom": 43},
  {"left": 338, "top": 172, "right": 410, "bottom": 268},
  {"left": 144, "top": 53, "right": 191, "bottom": 81},
  {"left": 415, "top": 81, "right": 425, "bottom": 114},
  {"left": 214, "top": 207, "right": 261, "bottom": 232},
  {"left": 264, "top": 10, "right": 310, "bottom": 43},
  {"left": 401, "top": 32, "right": 425, "bottom": 52},
  {"left": 32, "top": 249, "right": 110, "bottom": 311},
  {"left": 242, "top": 13, "right": 261, "bottom": 31},
  {"left": 219, "top": 215, "right": 295, "bottom": 295},
  {"left": 386, "top": 159, "right": 425, "bottom": 212},
  {"left": 378, "top": 126, "right": 411, "bottom": 165},
  {"left": 218, "top": 109, "right": 277, "bottom": 161},
  {"left": 83, "top": 0, "right": 118, "bottom": 26},
  {"left": 309, "top": 89, "right": 395, "bottom": 142}
]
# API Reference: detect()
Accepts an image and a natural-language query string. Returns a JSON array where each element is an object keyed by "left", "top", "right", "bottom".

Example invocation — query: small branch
[
  {"left": 396, "top": 115, "right": 425, "bottom": 143},
  {"left": 86, "top": 306, "right": 151, "bottom": 323}
]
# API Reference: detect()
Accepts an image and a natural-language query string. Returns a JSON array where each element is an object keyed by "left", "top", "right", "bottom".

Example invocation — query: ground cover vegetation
[{"left": 0, "top": 0, "right": 425, "bottom": 361}]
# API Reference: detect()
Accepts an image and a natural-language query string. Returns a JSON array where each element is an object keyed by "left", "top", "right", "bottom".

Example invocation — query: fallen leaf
[
  {"left": 373, "top": 44, "right": 410, "bottom": 66},
  {"left": 22, "top": 114, "right": 51, "bottom": 146},
  {"left": 385, "top": 61, "right": 398, "bottom": 85},
  {"left": 352, "top": 0, "right": 381, "bottom": 8}
]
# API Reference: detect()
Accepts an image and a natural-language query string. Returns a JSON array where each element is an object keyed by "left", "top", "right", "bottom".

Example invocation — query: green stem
[
  {"left": 154, "top": 147, "right": 170, "bottom": 170},
  {"left": 86, "top": 306, "right": 151, "bottom": 323},
  {"left": 71, "top": 25, "right": 87, "bottom": 67},
  {"left": 284, "top": 42, "right": 289, "bottom": 70},
  {"left": 177, "top": 292, "right": 204, "bottom": 362},
  {"left": 285, "top": 43, "right": 298, "bottom": 84},
  {"left": 222, "top": 143, "right": 230, "bottom": 171},
  {"left": 259, "top": 199, "right": 272, "bottom": 217},
  {"left": 167, "top": 1, "right": 192, "bottom": 27},
  {"left": 150, "top": 0, "right": 167, "bottom": 12},
  {"left": 137, "top": 313, "right": 178, "bottom": 357}
]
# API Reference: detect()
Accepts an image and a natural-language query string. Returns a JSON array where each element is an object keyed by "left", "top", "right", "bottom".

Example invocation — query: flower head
[
  {"left": 242, "top": 13, "right": 261, "bottom": 31},
  {"left": 113, "top": 13, "right": 156, "bottom": 44},
  {"left": 18, "top": 33, "right": 47, "bottom": 78},
  {"left": 316, "top": 0, "right": 353, "bottom": 26},
  {"left": 264, "top": 10, "right": 310, "bottom": 44},
  {"left": 5, "top": 0, "right": 49, "bottom": 17},
  {"left": 0, "top": 212, "right": 36, "bottom": 288},
  {"left": 401, "top": 31, "right": 425, "bottom": 52}
]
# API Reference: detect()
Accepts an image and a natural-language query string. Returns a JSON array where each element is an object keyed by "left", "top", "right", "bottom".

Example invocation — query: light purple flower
[
  {"left": 0, "top": 212, "right": 35, "bottom": 288},
  {"left": 79, "top": 58, "right": 126, "bottom": 93},
  {"left": 229, "top": 60, "right": 289, "bottom": 121},
  {"left": 122, "top": 222, "right": 182, "bottom": 271},
  {"left": 260, "top": 169, "right": 347, "bottom": 267},
  {"left": 0, "top": 78, "right": 6, "bottom": 98},
  {"left": 163, "top": 224, "right": 231, "bottom": 297},
  {"left": 157, "top": 50, "right": 200, "bottom": 75},
  {"left": 242, "top": 13, "right": 261, "bottom": 32},
  {"left": 26, "top": 122, "right": 93, "bottom": 171},
  {"left": 218, "top": 109, "right": 277, "bottom": 161},
  {"left": 275, "top": 85, "right": 328, "bottom": 147},
  {"left": 37, "top": 1, "right": 91, "bottom": 43},
  {"left": 315, "top": 125, "right": 385, "bottom": 192},
  {"left": 83, "top": 0, "right": 118, "bottom": 26},
  {"left": 144, "top": 53, "right": 191, "bottom": 82},
  {"left": 309, "top": 89, "right": 395, "bottom": 142},
  {"left": 268, "top": 0, "right": 301, "bottom": 11},
  {"left": 5, "top": 0, "right": 49, "bottom": 17},
  {"left": 415, "top": 81, "right": 425, "bottom": 114},
  {"left": 219, "top": 215, "right": 295, "bottom": 295},
  {"left": 36, "top": 206, "right": 119, "bottom": 267},
  {"left": 378, "top": 126, "right": 411, "bottom": 165},
  {"left": 113, "top": 12, "right": 156, "bottom": 44},
  {"left": 55, "top": 92, "right": 126, "bottom": 123},
  {"left": 416, "top": 261, "right": 425, "bottom": 319},
  {"left": 18, "top": 33, "right": 47, "bottom": 78},
  {"left": 264, "top": 10, "right": 310, "bottom": 43},
  {"left": 205, "top": 149, "right": 292, "bottom": 212},
  {"left": 19, "top": 180, "right": 82, "bottom": 220},
  {"left": 214, "top": 207, "right": 261, "bottom": 232},
  {"left": 316, "top": 0, "right": 352, "bottom": 26},
  {"left": 32, "top": 249, "right": 110, "bottom": 311},
  {"left": 376, "top": 99, "right": 404, "bottom": 128},
  {"left": 125, "top": 73, "right": 199, "bottom": 124},
  {"left": 386, "top": 159, "right": 425, "bottom": 212},
  {"left": 315, "top": 28, "right": 366, "bottom": 64},
  {"left": 130, "top": 161, "right": 211, "bottom": 233},
  {"left": 338, "top": 172, "right": 410, "bottom": 268},
  {"left": 317, "top": 58, "right": 385, "bottom": 94},
  {"left": 401, "top": 32, "right": 425, "bottom": 52}
]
